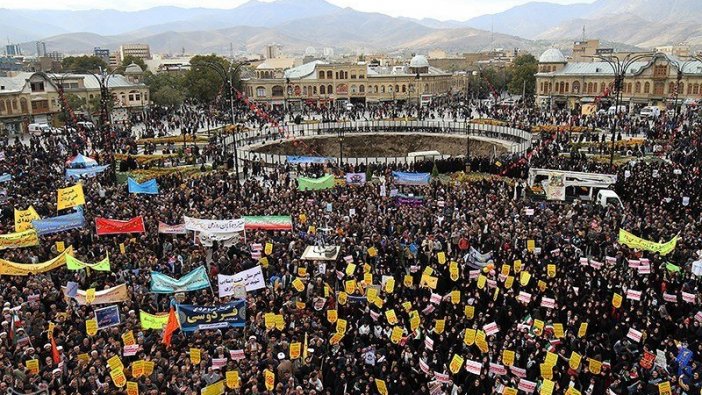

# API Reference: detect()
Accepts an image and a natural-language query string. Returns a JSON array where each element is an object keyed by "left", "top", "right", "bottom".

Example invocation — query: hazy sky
[{"left": 1, "top": 0, "right": 595, "bottom": 20}]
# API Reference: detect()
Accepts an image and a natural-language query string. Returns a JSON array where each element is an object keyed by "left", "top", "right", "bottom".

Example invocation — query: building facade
[
  {"left": 0, "top": 67, "right": 148, "bottom": 134},
  {"left": 242, "top": 55, "right": 455, "bottom": 110},
  {"left": 119, "top": 44, "right": 151, "bottom": 62},
  {"left": 536, "top": 48, "right": 702, "bottom": 112}
]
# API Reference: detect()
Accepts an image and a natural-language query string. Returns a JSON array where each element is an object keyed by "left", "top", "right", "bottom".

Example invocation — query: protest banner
[
  {"left": 297, "top": 174, "right": 335, "bottom": 191},
  {"left": 95, "top": 305, "right": 121, "bottom": 329},
  {"left": 0, "top": 247, "right": 73, "bottom": 276},
  {"left": 150, "top": 266, "right": 211, "bottom": 293},
  {"left": 217, "top": 266, "right": 265, "bottom": 297},
  {"left": 158, "top": 222, "right": 186, "bottom": 234},
  {"left": 32, "top": 211, "right": 85, "bottom": 236},
  {"left": 66, "top": 253, "right": 110, "bottom": 271},
  {"left": 176, "top": 300, "right": 246, "bottom": 332},
  {"left": 127, "top": 177, "right": 159, "bottom": 194},
  {"left": 63, "top": 283, "right": 129, "bottom": 305},
  {"left": 242, "top": 215, "right": 293, "bottom": 231},
  {"left": 66, "top": 165, "right": 110, "bottom": 179},
  {"left": 57, "top": 184, "right": 85, "bottom": 210},
  {"left": 183, "top": 216, "right": 245, "bottom": 233},
  {"left": 345, "top": 172, "right": 367, "bottom": 186},
  {"left": 139, "top": 310, "right": 170, "bottom": 330},
  {"left": 0, "top": 229, "right": 39, "bottom": 251},
  {"left": 618, "top": 229, "right": 678, "bottom": 256},
  {"left": 392, "top": 171, "right": 431, "bottom": 185},
  {"left": 95, "top": 216, "right": 146, "bottom": 235}
]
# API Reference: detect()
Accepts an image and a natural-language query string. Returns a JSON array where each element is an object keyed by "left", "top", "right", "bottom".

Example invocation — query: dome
[
  {"left": 539, "top": 48, "right": 566, "bottom": 63},
  {"left": 409, "top": 55, "right": 430, "bottom": 69},
  {"left": 124, "top": 62, "right": 143, "bottom": 74}
]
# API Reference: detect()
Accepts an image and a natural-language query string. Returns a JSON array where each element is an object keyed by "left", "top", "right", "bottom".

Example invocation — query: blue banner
[
  {"left": 392, "top": 171, "right": 430, "bottom": 185},
  {"left": 176, "top": 300, "right": 246, "bottom": 332},
  {"left": 677, "top": 347, "right": 694, "bottom": 375},
  {"left": 287, "top": 156, "right": 331, "bottom": 164},
  {"left": 31, "top": 211, "right": 85, "bottom": 236},
  {"left": 0, "top": 174, "right": 12, "bottom": 183},
  {"left": 128, "top": 177, "right": 159, "bottom": 195},
  {"left": 150, "top": 266, "right": 211, "bottom": 293},
  {"left": 95, "top": 305, "right": 121, "bottom": 329},
  {"left": 65, "top": 165, "right": 110, "bottom": 179}
]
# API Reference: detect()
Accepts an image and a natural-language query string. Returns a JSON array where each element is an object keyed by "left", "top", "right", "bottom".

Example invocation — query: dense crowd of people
[{"left": 0, "top": 96, "right": 701, "bottom": 395}]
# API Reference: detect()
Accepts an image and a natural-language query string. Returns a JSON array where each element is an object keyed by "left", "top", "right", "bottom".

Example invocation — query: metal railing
[{"left": 224, "top": 120, "right": 532, "bottom": 166}]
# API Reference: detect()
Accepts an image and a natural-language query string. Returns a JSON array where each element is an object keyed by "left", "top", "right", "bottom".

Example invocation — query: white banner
[
  {"left": 183, "top": 216, "right": 245, "bottom": 234},
  {"left": 217, "top": 266, "right": 265, "bottom": 297}
]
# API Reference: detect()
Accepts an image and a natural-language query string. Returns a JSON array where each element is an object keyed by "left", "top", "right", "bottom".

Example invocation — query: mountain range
[{"left": 0, "top": 0, "right": 698, "bottom": 57}]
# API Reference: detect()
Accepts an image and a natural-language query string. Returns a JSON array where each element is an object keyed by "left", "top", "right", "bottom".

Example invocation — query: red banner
[{"left": 95, "top": 217, "right": 146, "bottom": 236}]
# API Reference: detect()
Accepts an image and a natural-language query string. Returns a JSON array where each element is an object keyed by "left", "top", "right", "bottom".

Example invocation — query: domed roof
[
  {"left": 539, "top": 48, "right": 566, "bottom": 63},
  {"left": 409, "top": 54, "right": 430, "bottom": 69},
  {"left": 124, "top": 62, "right": 143, "bottom": 74}
]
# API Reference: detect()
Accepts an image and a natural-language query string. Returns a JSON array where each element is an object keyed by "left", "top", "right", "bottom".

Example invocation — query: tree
[
  {"left": 120, "top": 55, "right": 147, "bottom": 72},
  {"left": 481, "top": 67, "right": 512, "bottom": 98},
  {"left": 152, "top": 86, "right": 185, "bottom": 107},
  {"left": 62, "top": 56, "right": 107, "bottom": 73},
  {"left": 57, "top": 93, "right": 87, "bottom": 122},
  {"left": 184, "top": 54, "right": 237, "bottom": 103},
  {"left": 508, "top": 54, "right": 538, "bottom": 99}
]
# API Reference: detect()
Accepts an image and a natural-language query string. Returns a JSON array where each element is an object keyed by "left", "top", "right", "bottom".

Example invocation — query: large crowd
[{"left": 0, "top": 96, "right": 701, "bottom": 395}]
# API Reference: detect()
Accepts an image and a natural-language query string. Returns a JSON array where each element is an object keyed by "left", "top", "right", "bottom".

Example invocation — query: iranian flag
[{"left": 243, "top": 216, "right": 293, "bottom": 231}]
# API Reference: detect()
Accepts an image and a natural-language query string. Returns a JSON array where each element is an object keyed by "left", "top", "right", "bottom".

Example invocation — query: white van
[
  {"left": 608, "top": 105, "right": 627, "bottom": 115},
  {"left": 640, "top": 106, "right": 661, "bottom": 118},
  {"left": 596, "top": 189, "right": 623, "bottom": 209},
  {"left": 28, "top": 123, "right": 52, "bottom": 136}
]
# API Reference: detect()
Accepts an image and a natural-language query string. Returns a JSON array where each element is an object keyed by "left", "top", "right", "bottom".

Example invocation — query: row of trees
[{"left": 464, "top": 54, "right": 538, "bottom": 101}]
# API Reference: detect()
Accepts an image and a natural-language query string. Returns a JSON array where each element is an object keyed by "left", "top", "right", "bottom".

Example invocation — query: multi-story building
[
  {"left": 535, "top": 46, "right": 702, "bottom": 112},
  {"left": 242, "top": 55, "right": 455, "bottom": 110},
  {"left": 94, "top": 47, "right": 110, "bottom": 63},
  {"left": 119, "top": 44, "right": 151, "bottom": 62},
  {"left": 0, "top": 65, "right": 148, "bottom": 134},
  {"left": 36, "top": 42, "right": 47, "bottom": 57},
  {"left": 264, "top": 44, "right": 282, "bottom": 60},
  {"left": 5, "top": 44, "right": 21, "bottom": 57}
]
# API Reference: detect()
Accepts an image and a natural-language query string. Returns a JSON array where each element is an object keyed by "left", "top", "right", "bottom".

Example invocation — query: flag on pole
[{"left": 162, "top": 307, "right": 179, "bottom": 346}]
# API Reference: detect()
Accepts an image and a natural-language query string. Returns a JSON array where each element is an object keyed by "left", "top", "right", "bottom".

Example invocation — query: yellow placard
[
  {"left": 410, "top": 315, "right": 420, "bottom": 331},
  {"left": 540, "top": 379, "right": 555, "bottom": 395},
  {"left": 55, "top": 241, "right": 65, "bottom": 253},
  {"left": 264, "top": 370, "right": 275, "bottom": 391},
  {"left": 292, "top": 277, "right": 305, "bottom": 292},
  {"left": 464, "top": 305, "right": 475, "bottom": 319},
  {"left": 329, "top": 332, "right": 343, "bottom": 345},
  {"left": 420, "top": 274, "right": 438, "bottom": 289},
  {"left": 540, "top": 363, "right": 552, "bottom": 380},
  {"left": 502, "top": 350, "right": 515, "bottom": 366},
  {"left": 464, "top": 328, "right": 476, "bottom": 346},
  {"left": 367, "top": 287, "right": 379, "bottom": 303},
  {"left": 390, "top": 326, "right": 403, "bottom": 344},
  {"left": 122, "top": 330, "right": 135, "bottom": 346},
  {"left": 119, "top": 243, "right": 126, "bottom": 254},
  {"left": 520, "top": 271, "right": 531, "bottom": 286},
  {"left": 265, "top": 242, "right": 273, "bottom": 255},
  {"left": 85, "top": 288, "right": 96, "bottom": 304},
  {"left": 345, "top": 263, "right": 356, "bottom": 276},
  {"left": 527, "top": 240, "right": 535, "bottom": 251},
  {"left": 589, "top": 358, "right": 602, "bottom": 374},
  {"left": 86, "top": 318, "right": 98, "bottom": 336},
  {"left": 367, "top": 247, "right": 377, "bottom": 257},
  {"left": 375, "top": 379, "right": 388, "bottom": 395},
  {"left": 0, "top": 229, "right": 40, "bottom": 251},
  {"left": 326, "top": 309, "right": 337, "bottom": 324},
  {"left": 569, "top": 351, "right": 581, "bottom": 370},
  {"left": 289, "top": 342, "right": 301, "bottom": 359},
  {"left": 190, "top": 348, "right": 201, "bottom": 365},
  {"left": 612, "top": 293, "right": 622, "bottom": 308},
  {"left": 337, "top": 291, "right": 348, "bottom": 305},
  {"left": 143, "top": 361, "right": 155, "bottom": 376},
  {"left": 25, "top": 359, "right": 39, "bottom": 374},
  {"left": 385, "top": 309, "right": 398, "bottom": 325},
  {"left": 451, "top": 290, "right": 461, "bottom": 305},
  {"left": 226, "top": 371, "right": 240, "bottom": 389},
  {"left": 449, "top": 354, "right": 464, "bottom": 374},
  {"left": 547, "top": 264, "right": 556, "bottom": 278},
  {"left": 578, "top": 322, "right": 588, "bottom": 338},
  {"left": 363, "top": 263, "right": 371, "bottom": 273},
  {"left": 202, "top": 380, "right": 225, "bottom": 395},
  {"left": 423, "top": 266, "right": 434, "bottom": 276},
  {"left": 402, "top": 301, "right": 412, "bottom": 312},
  {"left": 513, "top": 259, "right": 522, "bottom": 273},
  {"left": 477, "top": 274, "right": 487, "bottom": 289},
  {"left": 77, "top": 353, "right": 90, "bottom": 364},
  {"left": 658, "top": 381, "right": 672, "bottom": 395},
  {"left": 384, "top": 278, "right": 395, "bottom": 294},
  {"left": 501, "top": 264, "right": 510, "bottom": 277},
  {"left": 403, "top": 274, "right": 413, "bottom": 287},
  {"left": 449, "top": 261, "right": 459, "bottom": 281},
  {"left": 264, "top": 313, "right": 275, "bottom": 329},
  {"left": 533, "top": 319, "right": 544, "bottom": 334},
  {"left": 108, "top": 355, "right": 124, "bottom": 372},
  {"left": 111, "top": 368, "right": 127, "bottom": 388},
  {"left": 545, "top": 351, "right": 558, "bottom": 367},
  {"left": 434, "top": 319, "right": 445, "bottom": 334},
  {"left": 504, "top": 387, "right": 518, "bottom": 395},
  {"left": 274, "top": 314, "right": 285, "bottom": 331},
  {"left": 297, "top": 267, "right": 307, "bottom": 277},
  {"left": 505, "top": 275, "right": 514, "bottom": 289},
  {"left": 553, "top": 323, "right": 564, "bottom": 338},
  {"left": 345, "top": 279, "right": 356, "bottom": 294},
  {"left": 126, "top": 381, "right": 139, "bottom": 395},
  {"left": 538, "top": 280, "right": 547, "bottom": 292},
  {"left": 364, "top": 273, "right": 373, "bottom": 285},
  {"left": 57, "top": 184, "right": 85, "bottom": 211},
  {"left": 336, "top": 319, "right": 347, "bottom": 335},
  {"left": 437, "top": 252, "right": 446, "bottom": 264},
  {"left": 131, "top": 361, "right": 144, "bottom": 378}
]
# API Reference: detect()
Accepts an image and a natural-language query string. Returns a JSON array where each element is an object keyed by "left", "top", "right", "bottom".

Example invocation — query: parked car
[
  {"left": 28, "top": 123, "right": 52, "bottom": 136},
  {"left": 640, "top": 106, "right": 661, "bottom": 118}
]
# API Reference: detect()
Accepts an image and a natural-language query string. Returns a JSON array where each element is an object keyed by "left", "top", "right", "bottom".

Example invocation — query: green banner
[
  {"left": 297, "top": 175, "right": 335, "bottom": 191},
  {"left": 66, "top": 254, "right": 111, "bottom": 271}
]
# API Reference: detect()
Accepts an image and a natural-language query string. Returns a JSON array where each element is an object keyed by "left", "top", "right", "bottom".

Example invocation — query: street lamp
[
  {"left": 195, "top": 60, "right": 250, "bottom": 178},
  {"left": 674, "top": 55, "right": 702, "bottom": 124},
  {"left": 337, "top": 125, "right": 345, "bottom": 167},
  {"left": 589, "top": 52, "right": 653, "bottom": 169}
]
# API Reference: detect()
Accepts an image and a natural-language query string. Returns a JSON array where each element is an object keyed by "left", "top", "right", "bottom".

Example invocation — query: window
[
  {"left": 335, "top": 72, "right": 339, "bottom": 79},
  {"left": 327, "top": 85, "right": 333, "bottom": 94},
  {"left": 688, "top": 84, "right": 693, "bottom": 95},
  {"left": 635, "top": 82, "right": 641, "bottom": 93},
  {"left": 271, "top": 86, "right": 284, "bottom": 97},
  {"left": 600, "top": 82, "right": 605, "bottom": 92},
  {"left": 572, "top": 81, "right": 580, "bottom": 93},
  {"left": 320, "top": 85, "right": 326, "bottom": 94},
  {"left": 256, "top": 87, "right": 266, "bottom": 97},
  {"left": 31, "top": 100, "right": 49, "bottom": 112},
  {"left": 351, "top": 85, "right": 357, "bottom": 94},
  {"left": 654, "top": 82, "right": 664, "bottom": 95},
  {"left": 679, "top": 83, "right": 684, "bottom": 94},
  {"left": 318, "top": 71, "right": 325, "bottom": 79},
  {"left": 20, "top": 98, "right": 27, "bottom": 112},
  {"left": 395, "top": 84, "right": 399, "bottom": 93},
  {"left": 313, "top": 86, "right": 317, "bottom": 95},
  {"left": 654, "top": 65, "right": 667, "bottom": 77},
  {"left": 380, "top": 86, "right": 385, "bottom": 93},
  {"left": 303, "top": 86, "right": 307, "bottom": 96},
  {"left": 30, "top": 82, "right": 44, "bottom": 92},
  {"left": 402, "top": 85, "right": 406, "bottom": 93},
  {"left": 129, "top": 94, "right": 134, "bottom": 101},
  {"left": 326, "top": 71, "right": 332, "bottom": 79},
  {"left": 359, "top": 74, "right": 364, "bottom": 79},
  {"left": 565, "top": 82, "right": 569, "bottom": 92},
  {"left": 644, "top": 82, "right": 650, "bottom": 94},
  {"left": 351, "top": 72, "right": 356, "bottom": 79},
  {"left": 0, "top": 100, "right": 5, "bottom": 113},
  {"left": 359, "top": 85, "right": 365, "bottom": 93},
  {"left": 694, "top": 84, "right": 699, "bottom": 95},
  {"left": 669, "top": 82, "right": 675, "bottom": 94}
]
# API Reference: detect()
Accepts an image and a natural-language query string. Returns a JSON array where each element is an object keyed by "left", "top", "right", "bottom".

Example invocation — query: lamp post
[
  {"left": 337, "top": 124, "right": 345, "bottom": 167},
  {"left": 195, "top": 60, "right": 250, "bottom": 178},
  {"left": 673, "top": 55, "right": 702, "bottom": 125},
  {"left": 590, "top": 52, "right": 653, "bottom": 169}
]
